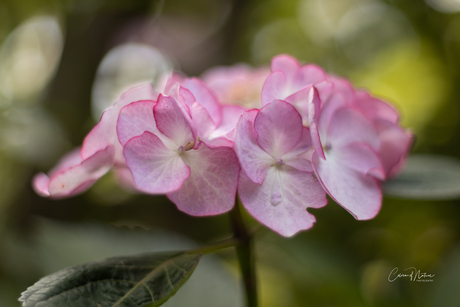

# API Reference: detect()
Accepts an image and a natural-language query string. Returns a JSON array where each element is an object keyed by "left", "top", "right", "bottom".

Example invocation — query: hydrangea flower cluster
[{"left": 33, "top": 55, "right": 412, "bottom": 237}]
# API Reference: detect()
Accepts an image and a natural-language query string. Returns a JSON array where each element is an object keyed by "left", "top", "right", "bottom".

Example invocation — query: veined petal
[
  {"left": 167, "top": 143, "right": 240, "bottom": 216},
  {"left": 312, "top": 146, "right": 382, "bottom": 220},
  {"left": 117, "top": 100, "right": 159, "bottom": 146},
  {"left": 234, "top": 110, "right": 273, "bottom": 184},
  {"left": 181, "top": 78, "right": 222, "bottom": 125},
  {"left": 282, "top": 127, "right": 314, "bottom": 172},
  {"left": 154, "top": 94, "right": 194, "bottom": 147},
  {"left": 261, "top": 71, "right": 287, "bottom": 105},
  {"left": 255, "top": 100, "right": 303, "bottom": 158},
  {"left": 239, "top": 167, "right": 327, "bottom": 237},
  {"left": 327, "top": 107, "right": 380, "bottom": 150},
  {"left": 34, "top": 146, "right": 115, "bottom": 198},
  {"left": 123, "top": 131, "right": 190, "bottom": 193},
  {"left": 82, "top": 84, "right": 158, "bottom": 163}
]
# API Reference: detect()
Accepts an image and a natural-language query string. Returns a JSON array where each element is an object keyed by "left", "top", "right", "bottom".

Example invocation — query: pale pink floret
[
  {"left": 261, "top": 54, "right": 332, "bottom": 124},
  {"left": 202, "top": 64, "right": 270, "bottom": 109},
  {"left": 165, "top": 75, "right": 244, "bottom": 146},
  {"left": 181, "top": 78, "right": 222, "bottom": 126},
  {"left": 119, "top": 93, "right": 240, "bottom": 216},
  {"left": 235, "top": 101, "right": 327, "bottom": 237},
  {"left": 308, "top": 88, "right": 385, "bottom": 220},
  {"left": 323, "top": 75, "right": 412, "bottom": 178},
  {"left": 32, "top": 146, "right": 115, "bottom": 198}
]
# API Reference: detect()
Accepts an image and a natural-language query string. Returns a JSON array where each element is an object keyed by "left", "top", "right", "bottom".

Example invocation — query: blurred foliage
[{"left": 1, "top": 0, "right": 460, "bottom": 306}]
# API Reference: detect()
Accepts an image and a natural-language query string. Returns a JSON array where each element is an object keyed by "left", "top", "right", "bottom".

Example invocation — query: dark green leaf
[
  {"left": 383, "top": 154, "right": 460, "bottom": 200},
  {"left": 19, "top": 251, "right": 201, "bottom": 307}
]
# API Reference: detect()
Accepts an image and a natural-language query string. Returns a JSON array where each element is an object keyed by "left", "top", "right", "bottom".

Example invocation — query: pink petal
[
  {"left": 293, "top": 64, "right": 326, "bottom": 91},
  {"left": 154, "top": 94, "right": 194, "bottom": 147},
  {"left": 281, "top": 127, "right": 314, "bottom": 172},
  {"left": 284, "top": 85, "right": 312, "bottom": 124},
  {"left": 327, "top": 107, "right": 380, "bottom": 150},
  {"left": 315, "top": 80, "right": 334, "bottom": 103},
  {"left": 181, "top": 78, "right": 222, "bottom": 125},
  {"left": 234, "top": 110, "right": 273, "bottom": 184},
  {"left": 261, "top": 71, "right": 287, "bottom": 105},
  {"left": 271, "top": 54, "right": 300, "bottom": 78},
  {"left": 165, "top": 83, "right": 192, "bottom": 116},
  {"left": 307, "top": 87, "right": 325, "bottom": 160},
  {"left": 82, "top": 84, "right": 158, "bottom": 163},
  {"left": 374, "top": 119, "right": 413, "bottom": 177},
  {"left": 33, "top": 147, "right": 83, "bottom": 197},
  {"left": 239, "top": 167, "right": 327, "bottom": 237},
  {"left": 167, "top": 143, "right": 240, "bottom": 216},
  {"left": 353, "top": 91, "right": 399, "bottom": 124},
  {"left": 49, "top": 147, "right": 84, "bottom": 175},
  {"left": 190, "top": 101, "right": 217, "bottom": 143},
  {"left": 116, "top": 100, "right": 158, "bottom": 146},
  {"left": 209, "top": 105, "right": 245, "bottom": 144},
  {"left": 34, "top": 146, "right": 115, "bottom": 198},
  {"left": 317, "top": 93, "right": 347, "bottom": 138},
  {"left": 33, "top": 173, "right": 51, "bottom": 196},
  {"left": 254, "top": 100, "right": 303, "bottom": 158},
  {"left": 179, "top": 86, "right": 196, "bottom": 110},
  {"left": 327, "top": 76, "right": 355, "bottom": 103},
  {"left": 312, "top": 144, "right": 383, "bottom": 220},
  {"left": 123, "top": 131, "right": 190, "bottom": 193},
  {"left": 334, "top": 143, "right": 385, "bottom": 180},
  {"left": 164, "top": 72, "right": 186, "bottom": 95}
]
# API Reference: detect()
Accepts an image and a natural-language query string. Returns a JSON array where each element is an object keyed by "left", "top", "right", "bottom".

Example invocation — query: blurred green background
[{"left": 1, "top": 0, "right": 460, "bottom": 306}]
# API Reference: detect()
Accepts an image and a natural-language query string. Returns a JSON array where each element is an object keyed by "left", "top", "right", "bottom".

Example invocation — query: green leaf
[
  {"left": 383, "top": 154, "right": 460, "bottom": 200},
  {"left": 19, "top": 251, "right": 202, "bottom": 307}
]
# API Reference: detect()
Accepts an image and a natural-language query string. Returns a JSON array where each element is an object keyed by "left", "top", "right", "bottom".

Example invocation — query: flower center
[
  {"left": 323, "top": 142, "right": 332, "bottom": 152},
  {"left": 276, "top": 158, "right": 285, "bottom": 166},
  {"left": 178, "top": 141, "right": 195, "bottom": 153}
]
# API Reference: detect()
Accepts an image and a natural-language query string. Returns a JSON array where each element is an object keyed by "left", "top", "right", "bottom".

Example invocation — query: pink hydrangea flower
[
  {"left": 117, "top": 86, "right": 240, "bottom": 216},
  {"left": 33, "top": 53, "right": 411, "bottom": 232},
  {"left": 235, "top": 100, "right": 327, "bottom": 237}
]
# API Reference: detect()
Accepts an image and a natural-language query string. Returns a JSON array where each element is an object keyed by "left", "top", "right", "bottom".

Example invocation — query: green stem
[
  {"left": 188, "top": 237, "right": 241, "bottom": 255},
  {"left": 230, "top": 201, "right": 258, "bottom": 307}
]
